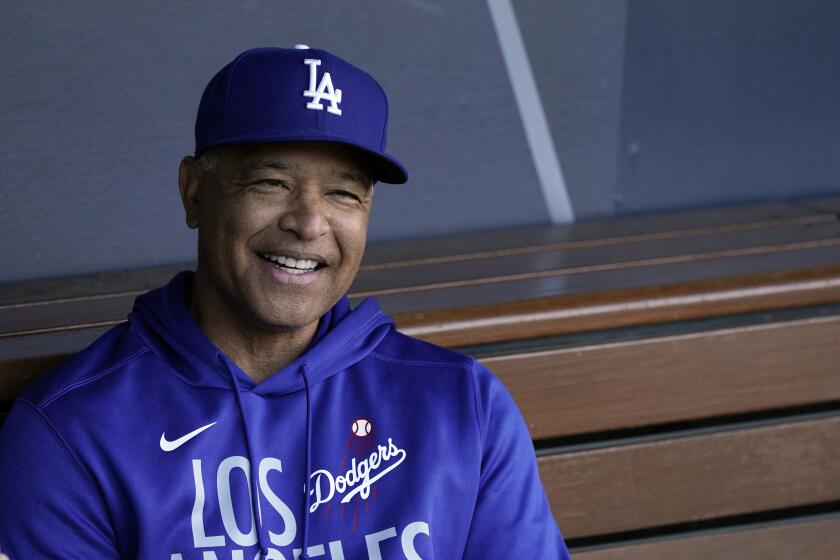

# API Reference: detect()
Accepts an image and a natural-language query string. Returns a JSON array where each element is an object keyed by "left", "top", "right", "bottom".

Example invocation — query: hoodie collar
[{"left": 127, "top": 270, "right": 394, "bottom": 396}]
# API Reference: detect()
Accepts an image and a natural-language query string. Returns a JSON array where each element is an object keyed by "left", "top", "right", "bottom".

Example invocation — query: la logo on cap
[{"left": 303, "top": 58, "right": 343, "bottom": 115}]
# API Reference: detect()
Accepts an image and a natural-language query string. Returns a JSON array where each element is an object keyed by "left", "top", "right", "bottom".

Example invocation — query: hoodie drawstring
[
  {"left": 299, "top": 363, "right": 313, "bottom": 560},
  {"left": 221, "top": 355, "right": 270, "bottom": 558},
  {"left": 221, "top": 354, "right": 315, "bottom": 559}
]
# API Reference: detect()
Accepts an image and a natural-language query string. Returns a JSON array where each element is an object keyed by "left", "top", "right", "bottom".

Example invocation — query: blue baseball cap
[{"left": 194, "top": 46, "right": 408, "bottom": 184}]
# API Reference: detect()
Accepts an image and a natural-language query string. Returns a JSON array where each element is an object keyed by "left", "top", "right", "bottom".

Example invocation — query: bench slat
[
  {"left": 402, "top": 265, "right": 840, "bottom": 346},
  {"left": 362, "top": 200, "right": 838, "bottom": 266},
  {"left": 485, "top": 314, "right": 840, "bottom": 439},
  {"left": 573, "top": 514, "right": 840, "bottom": 560},
  {"left": 373, "top": 242, "right": 840, "bottom": 314},
  {"left": 539, "top": 415, "right": 840, "bottom": 539},
  {"left": 354, "top": 221, "right": 840, "bottom": 293}
]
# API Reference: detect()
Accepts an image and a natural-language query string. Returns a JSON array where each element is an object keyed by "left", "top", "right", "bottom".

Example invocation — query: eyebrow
[
  {"left": 238, "top": 159, "right": 372, "bottom": 188},
  {"left": 237, "top": 159, "right": 291, "bottom": 178},
  {"left": 339, "top": 171, "right": 373, "bottom": 189}
]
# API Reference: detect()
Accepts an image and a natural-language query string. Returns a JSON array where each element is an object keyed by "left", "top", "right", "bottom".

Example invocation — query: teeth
[{"left": 260, "top": 253, "right": 319, "bottom": 271}]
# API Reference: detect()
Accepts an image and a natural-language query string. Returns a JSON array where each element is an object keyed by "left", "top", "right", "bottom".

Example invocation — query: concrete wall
[{"left": 615, "top": 0, "right": 840, "bottom": 213}]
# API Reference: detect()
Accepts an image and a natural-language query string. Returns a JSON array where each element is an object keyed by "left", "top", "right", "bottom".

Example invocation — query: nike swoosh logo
[{"left": 160, "top": 421, "right": 217, "bottom": 452}]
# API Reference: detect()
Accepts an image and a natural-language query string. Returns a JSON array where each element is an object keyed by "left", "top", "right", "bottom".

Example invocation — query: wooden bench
[{"left": 3, "top": 195, "right": 840, "bottom": 558}]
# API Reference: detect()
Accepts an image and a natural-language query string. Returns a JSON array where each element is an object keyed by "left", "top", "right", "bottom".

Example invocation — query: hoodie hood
[{"left": 127, "top": 270, "right": 394, "bottom": 397}]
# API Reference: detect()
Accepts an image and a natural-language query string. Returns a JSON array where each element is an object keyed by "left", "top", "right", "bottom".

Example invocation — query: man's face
[{"left": 182, "top": 141, "right": 374, "bottom": 332}]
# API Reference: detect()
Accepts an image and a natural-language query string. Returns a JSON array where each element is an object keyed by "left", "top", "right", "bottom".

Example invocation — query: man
[{"left": 0, "top": 46, "right": 568, "bottom": 559}]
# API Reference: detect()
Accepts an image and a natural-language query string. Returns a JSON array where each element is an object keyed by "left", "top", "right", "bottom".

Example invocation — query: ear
[{"left": 178, "top": 156, "right": 202, "bottom": 229}]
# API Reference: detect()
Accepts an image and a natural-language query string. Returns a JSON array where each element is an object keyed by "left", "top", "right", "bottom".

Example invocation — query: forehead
[{"left": 218, "top": 141, "right": 373, "bottom": 181}]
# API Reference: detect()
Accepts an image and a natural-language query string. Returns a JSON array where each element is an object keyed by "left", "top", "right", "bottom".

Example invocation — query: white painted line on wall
[{"left": 487, "top": 0, "right": 575, "bottom": 223}]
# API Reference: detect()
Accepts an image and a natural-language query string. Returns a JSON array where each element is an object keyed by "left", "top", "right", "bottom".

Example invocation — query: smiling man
[
  {"left": 0, "top": 47, "right": 569, "bottom": 559},
  {"left": 182, "top": 141, "right": 376, "bottom": 384}
]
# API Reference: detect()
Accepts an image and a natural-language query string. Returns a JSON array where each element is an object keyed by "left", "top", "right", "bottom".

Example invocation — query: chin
[{"left": 252, "top": 302, "right": 324, "bottom": 331}]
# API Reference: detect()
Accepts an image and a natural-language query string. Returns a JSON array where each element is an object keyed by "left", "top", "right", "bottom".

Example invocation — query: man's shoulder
[
  {"left": 369, "top": 328, "right": 476, "bottom": 371},
  {"left": 21, "top": 321, "right": 151, "bottom": 410}
]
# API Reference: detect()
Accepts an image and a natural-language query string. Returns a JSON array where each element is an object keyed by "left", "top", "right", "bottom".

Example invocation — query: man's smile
[
  {"left": 256, "top": 251, "right": 326, "bottom": 274},
  {"left": 256, "top": 250, "right": 328, "bottom": 285}
]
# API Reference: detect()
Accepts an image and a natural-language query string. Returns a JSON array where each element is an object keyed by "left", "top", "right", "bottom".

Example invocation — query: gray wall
[
  {"left": 2, "top": 1, "right": 839, "bottom": 282},
  {"left": 615, "top": 0, "right": 840, "bottom": 213}
]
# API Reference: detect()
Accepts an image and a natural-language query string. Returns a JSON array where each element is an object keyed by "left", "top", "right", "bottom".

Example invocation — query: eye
[
  {"left": 328, "top": 190, "right": 363, "bottom": 204},
  {"left": 254, "top": 179, "right": 286, "bottom": 187},
  {"left": 252, "top": 179, "right": 289, "bottom": 189}
]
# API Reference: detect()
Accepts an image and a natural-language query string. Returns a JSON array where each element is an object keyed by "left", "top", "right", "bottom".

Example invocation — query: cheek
[
  {"left": 336, "top": 214, "right": 370, "bottom": 262},
  {"left": 207, "top": 199, "right": 275, "bottom": 248}
]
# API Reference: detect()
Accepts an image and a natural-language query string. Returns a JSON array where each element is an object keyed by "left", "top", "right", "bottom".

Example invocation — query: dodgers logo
[
  {"left": 309, "top": 437, "right": 406, "bottom": 513},
  {"left": 303, "top": 58, "right": 343, "bottom": 115}
]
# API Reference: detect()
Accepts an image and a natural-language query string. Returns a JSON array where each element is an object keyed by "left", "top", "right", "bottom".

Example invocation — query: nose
[{"left": 277, "top": 189, "right": 329, "bottom": 241}]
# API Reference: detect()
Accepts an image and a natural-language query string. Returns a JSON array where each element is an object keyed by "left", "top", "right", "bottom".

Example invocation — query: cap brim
[{"left": 196, "top": 135, "right": 408, "bottom": 184}]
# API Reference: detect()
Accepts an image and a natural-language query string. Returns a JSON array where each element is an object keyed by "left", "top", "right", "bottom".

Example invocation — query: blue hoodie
[{"left": 0, "top": 271, "right": 568, "bottom": 559}]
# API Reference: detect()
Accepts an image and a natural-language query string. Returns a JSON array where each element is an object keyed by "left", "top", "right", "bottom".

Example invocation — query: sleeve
[
  {"left": 0, "top": 400, "right": 120, "bottom": 559},
  {"left": 462, "top": 363, "right": 570, "bottom": 559}
]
